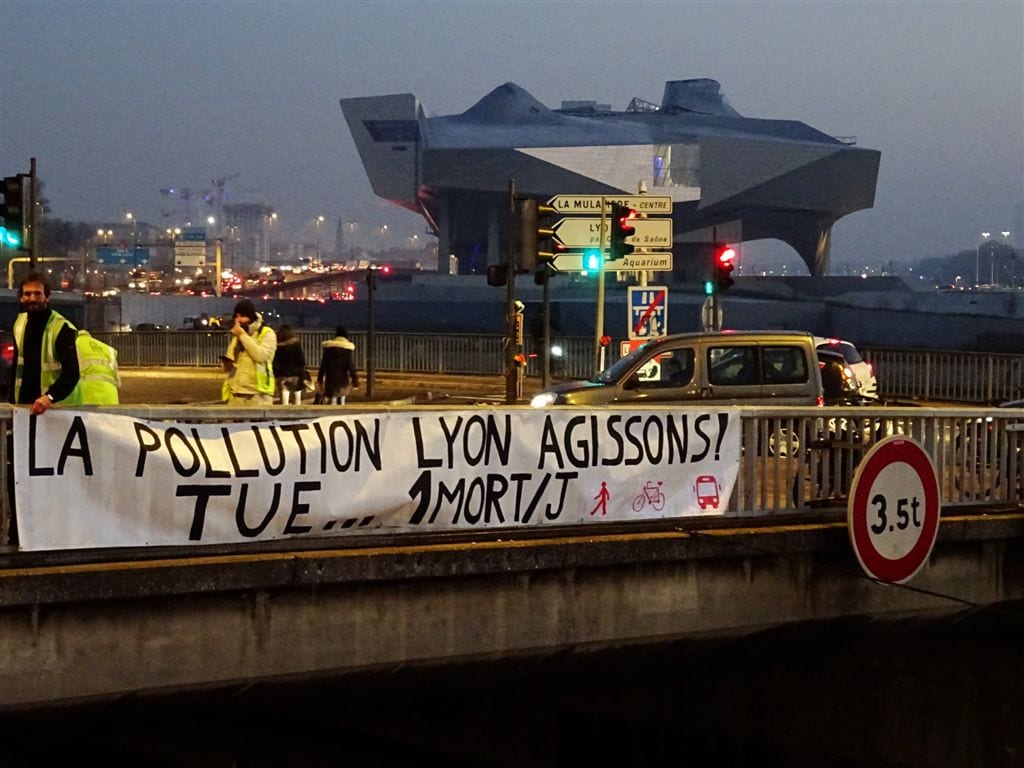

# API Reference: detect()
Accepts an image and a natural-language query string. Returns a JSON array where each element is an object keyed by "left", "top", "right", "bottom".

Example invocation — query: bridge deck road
[{"left": 119, "top": 367, "right": 522, "bottom": 405}]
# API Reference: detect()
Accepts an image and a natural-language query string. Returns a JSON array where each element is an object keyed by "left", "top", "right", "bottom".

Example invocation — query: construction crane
[
  {"left": 201, "top": 173, "right": 240, "bottom": 233},
  {"left": 158, "top": 187, "right": 196, "bottom": 227}
]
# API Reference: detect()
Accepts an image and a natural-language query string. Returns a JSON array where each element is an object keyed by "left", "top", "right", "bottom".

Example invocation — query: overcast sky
[{"left": 2, "top": 0, "right": 1021, "bottom": 270}]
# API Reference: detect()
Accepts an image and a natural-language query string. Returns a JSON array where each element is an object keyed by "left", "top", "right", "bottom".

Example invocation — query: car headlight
[{"left": 530, "top": 392, "right": 558, "bottom": 408}]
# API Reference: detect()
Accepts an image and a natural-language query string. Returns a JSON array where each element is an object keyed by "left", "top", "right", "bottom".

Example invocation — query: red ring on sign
[{"left": 849, "top": 439, "right": 940, "bottom": 583}]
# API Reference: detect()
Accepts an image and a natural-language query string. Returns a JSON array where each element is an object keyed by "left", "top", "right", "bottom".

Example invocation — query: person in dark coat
[
  {"left": 273, "top": 325, "right": 308, "bottom": 405},
  {"left": 317, "top": 326, "right": 359, "bottom": 405}
]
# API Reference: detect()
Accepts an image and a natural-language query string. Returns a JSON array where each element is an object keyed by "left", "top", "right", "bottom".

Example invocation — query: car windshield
[
  {"left": 594, "top": 340, "right": 660, "bottom": 383},
  {"left": 818, "top": 340, "right": 863, "bottom": 365}
]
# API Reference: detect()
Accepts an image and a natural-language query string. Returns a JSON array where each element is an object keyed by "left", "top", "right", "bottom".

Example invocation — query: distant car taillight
[{"left": 1, "top": 342, "right": 14, "bottom": 366}]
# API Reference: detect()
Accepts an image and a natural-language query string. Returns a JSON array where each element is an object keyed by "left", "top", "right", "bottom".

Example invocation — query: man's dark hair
[{"left": 19, "top": 271, "right": 51, "bottom": 297}]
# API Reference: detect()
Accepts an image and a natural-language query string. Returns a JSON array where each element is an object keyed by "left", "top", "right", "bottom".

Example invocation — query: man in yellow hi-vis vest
[
  {"left": 222, "top": 299, "right": 277, "bottom": 406},
  {"left": 75, "top": 330, "right": 121, "bottom": 404},
  {"left": 10, "top": 272, "right": 81, "bottom": 414}
]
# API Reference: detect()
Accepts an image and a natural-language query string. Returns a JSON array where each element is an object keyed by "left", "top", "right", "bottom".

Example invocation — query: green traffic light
[
  {"left": 0, "top": 227, "right": 21, "bottom": 249},
  {"left": 703, "top": 279, "right": 715, "bottom": 296},
  {"left": 583, "top": 249, "right": 602, "bottom": 273}
]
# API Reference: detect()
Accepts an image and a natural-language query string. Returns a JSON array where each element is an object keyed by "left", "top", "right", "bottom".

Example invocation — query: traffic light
[
  {"left": 487, "top": 264, "right": 508, "bottom": 287},
  {"left": 534, "top": 262, "right": 555, "bottom": 285},
  {"left": 609, "top": 203, "right": 636, "bottom": 261},
  {"left": 714, "top": 244, "right": 737, "bottom": 292},
  {"left": 1, "top": 174, "right": 28, "bottom": 250},
  {"left": 518, "top": 198, "right": 557, "bottom": 271},
  {"left": 582, "top": 248, "right": 603, "bottom": 274}
]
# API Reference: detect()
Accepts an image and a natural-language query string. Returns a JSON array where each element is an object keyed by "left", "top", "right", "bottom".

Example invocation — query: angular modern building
[{"left": 340, "top": 79, "right": 880, "bottom": 277}]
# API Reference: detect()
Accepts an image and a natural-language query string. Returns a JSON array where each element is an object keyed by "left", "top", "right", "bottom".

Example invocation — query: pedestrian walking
[
  {"left": 273, "top": 325, "right": 309, "bottom": 405},
  {"left": 222, "top": 299, "right": 277, "bottom": 406},
  {"left": 317, "top": 326, "right": 359, "bottom": 405},
  {"left": 10, "top": 272, "right": 81, "bottom": 414},
  {"left": 75, "top": 329, "right": 121, "bottom": 404}
]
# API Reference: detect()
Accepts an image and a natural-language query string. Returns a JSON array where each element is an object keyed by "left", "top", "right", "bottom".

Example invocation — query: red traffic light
[
  {"left": 716, "top": 245, "right": 737, "bottom": 266},
  {"left": 609, "top": 203, "right": 637, "bottom": 260},
  {"left": 712, "top": 244, "right": 736, "bottom": 293}
]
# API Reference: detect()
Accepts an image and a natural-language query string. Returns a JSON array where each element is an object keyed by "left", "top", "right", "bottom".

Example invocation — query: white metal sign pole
[
  {"left": 594, "top": 198, "right": 607, "bottom": 374},
  {"left": 637, "top": 180, "right": 648, "bottom": 289}
]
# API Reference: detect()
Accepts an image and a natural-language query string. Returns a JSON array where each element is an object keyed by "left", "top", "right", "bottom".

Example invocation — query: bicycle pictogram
[{"left": 632, "top": 480, "right": 665, "bottom": 512}]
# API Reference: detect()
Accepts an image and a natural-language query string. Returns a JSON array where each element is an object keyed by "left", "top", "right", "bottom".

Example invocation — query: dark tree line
[{"left": 37, "top": 218, "right": 96, "bottom": 257}]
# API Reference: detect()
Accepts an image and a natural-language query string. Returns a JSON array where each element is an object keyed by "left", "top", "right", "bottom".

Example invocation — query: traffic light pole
[
  {"left": 504, "top": 179, "right": 518, "bottom": 405},
  {"left": 710, "top": 225, "right": 719, "bottom": 330},
  {"left": 636, "top": 180, "right": 649, "bottom": 289},
  {"left": 366, "top": 268, "right": 377, "bottom": 399},
  {"left": 542, "top": 264, "right": 551, "bottom": 388},
  {"left": 28, "top": 157, "right": 37, "bottom": 269},
  {"left": 593, "top": 199, "right": 608, "bottom": 374}
]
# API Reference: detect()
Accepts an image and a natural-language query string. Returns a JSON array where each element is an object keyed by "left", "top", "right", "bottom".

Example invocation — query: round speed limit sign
[{"left": 848, "top": 437, "right": 940, "bottom": 584}]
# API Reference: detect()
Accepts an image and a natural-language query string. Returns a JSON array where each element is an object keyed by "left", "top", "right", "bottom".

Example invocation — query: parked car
[
  {"left": 814, "top": 337, "right": 877, "bottom": 400},
  {"left": 133, "top": 322, "right": 171, "bottom": 332},
  {"left": 530, "top": 331, "right": 824, "bottom": 407},
  {"left": 817, "top": 348, "right": 864, "bottom": 406}
]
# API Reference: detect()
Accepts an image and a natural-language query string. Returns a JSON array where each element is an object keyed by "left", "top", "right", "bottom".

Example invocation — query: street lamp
[
  {"left": 1004, "top": 231, "right": 1017, "bottom": 288},
  {"left": 346, "top": 221, "right": 358, "bottom": 260},
  {"left": 314, "top": 215, "right": 325, "bottom": 268},
  {"left": 267, "top": 211, "right": 277, "bottom": 267},
  {"left": 378, "top": 224, "right": 387, "bottom": 260},
  {"left": 993, "top": 230, "right": 1012, "bottom": 286},
  {"left": 976, "top": 232, "right": 991, "bottom": 286},
  {"left": 125, "top": 212, "right": 136, "bottom": 246},
  {"left": 227, "top": 225, "right": 239, "bottom": 273}
]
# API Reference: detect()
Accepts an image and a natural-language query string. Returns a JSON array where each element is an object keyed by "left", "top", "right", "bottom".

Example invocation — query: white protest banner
[{"left": 13, "top": 408, "right": 740, "bottom": 551}]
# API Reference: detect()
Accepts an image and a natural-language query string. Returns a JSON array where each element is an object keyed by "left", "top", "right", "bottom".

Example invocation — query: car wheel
[{"left": 768, "top": 427, "right": 801, "bottom": 458}]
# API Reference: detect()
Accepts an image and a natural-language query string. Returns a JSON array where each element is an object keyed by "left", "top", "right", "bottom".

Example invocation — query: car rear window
[
  {"left": 709, "top": 344, "right": 809, "bottom": 386},
  {"left": 763, "top": 345, "right": 809, "bottom": 384},
  {"left": 708, "top": 346, "right": 758, "bottom": 386}
]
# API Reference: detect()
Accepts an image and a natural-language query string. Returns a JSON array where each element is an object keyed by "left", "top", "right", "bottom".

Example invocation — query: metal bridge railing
[
  {"left": 97, "top": 332, "right": 1024, "bottom": 405},
  {"left": 863, "top": 347, "right": 1024, "bottom": 404},
  {"left": 97, "top": 331, "right": 605, "bottom": 379},
  {"left": 2, "top": 404, "right": 1021, "bottom": 550}
]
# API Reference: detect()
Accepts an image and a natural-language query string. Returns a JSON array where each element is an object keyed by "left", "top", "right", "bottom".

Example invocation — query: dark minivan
[{"left": 531, "top": 331, "right": 824, "bottom": 408}]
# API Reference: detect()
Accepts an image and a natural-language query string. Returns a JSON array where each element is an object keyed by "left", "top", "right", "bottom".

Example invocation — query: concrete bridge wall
[{"left": 1, "top": 514, "right": 1020, "bottom": 711}]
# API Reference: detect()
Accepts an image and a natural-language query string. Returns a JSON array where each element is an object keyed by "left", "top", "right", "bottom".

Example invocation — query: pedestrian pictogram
[
  {"left": 590, "top": 481, "right": 610, "bottom": 516},
  {"left": 847, "top": 437, "right": 940, "bottom": 584}
]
